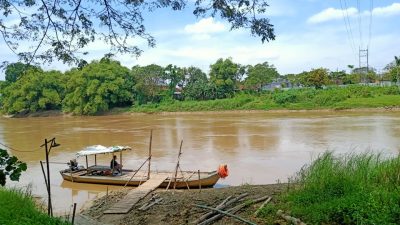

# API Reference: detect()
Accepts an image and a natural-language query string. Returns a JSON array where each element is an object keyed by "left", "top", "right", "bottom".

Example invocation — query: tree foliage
[
  {"left": 131, "top": 64, "right": 166, "bottom": 104},
  {"left": 4, "top": 62, "right": 40, "bottom": 83},
  {"left": 62, "top": 58, "right": 133, "bottom": 115},
  {"left": 164, "top": 64, "right": 185, "bottom": 97},
  {"left": 383, "top": 56, "right": 400, "bottom": 83},
  {"left": 244, "top": 62, "right": 279, "bottom": 90},
  {"left": 0, "top": 0, "right": 275, "bottom": 65},
  {"left": 183, "top": 66, "right": 214, "bottom": 100},
  {"left": 209, "top": 58, "right": 240, "bottom": 98},
  {"left": 0, "top": 69, "right": 65, "bottom": 114},
  {"left": 300, "top": 68, "right": 329, "bottom": 89},
  {"left": 0, "top": 149, "right": 27, "bottom": 186}
]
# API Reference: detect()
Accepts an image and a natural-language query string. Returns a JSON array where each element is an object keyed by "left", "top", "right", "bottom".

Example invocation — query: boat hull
[{"left": 60, "top": 170, "right": 220, "bottom": 188}]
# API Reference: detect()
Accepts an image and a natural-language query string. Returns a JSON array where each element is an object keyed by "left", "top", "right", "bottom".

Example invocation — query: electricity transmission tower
[{"left": 359, "top": 48, "right": 369, "bottom": 83}]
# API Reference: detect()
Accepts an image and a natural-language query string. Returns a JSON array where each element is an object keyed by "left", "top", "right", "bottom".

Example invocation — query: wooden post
[
  {"left": 43, "top": 139, "right": 53, "bottom": 216},
  {"left": 39, "top": 161, "right": 49, "bottom": 192},
  {"left": 85, "top": 155, "right": 88, "bottom": 169},
  {"left": 94, "top": 154, "right": 97, "bottom": 166},
  {"left": 40, "top": 138, "right": 59, "bottom": 217},
  {"left": 198, "top": 169, "right": 201, "bottom": 191},
  {"left": 106, "top": 186, "right": 109, "bottom": 203},
  {"left": 71, "top": 203, "right": 77, "bottom": 225},
  {"left": 148, "top": 130, "right": 153, "bottom": 180}
]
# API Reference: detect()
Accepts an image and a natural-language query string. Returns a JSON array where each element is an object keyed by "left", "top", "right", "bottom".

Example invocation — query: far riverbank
[{"left": 5, "top": 106, "right": 400, "bottom": 118}]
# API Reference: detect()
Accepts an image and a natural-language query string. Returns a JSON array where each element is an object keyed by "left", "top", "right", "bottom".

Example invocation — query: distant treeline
[{"left": 0, "top": 56, "right": 399, "bottom": 115}]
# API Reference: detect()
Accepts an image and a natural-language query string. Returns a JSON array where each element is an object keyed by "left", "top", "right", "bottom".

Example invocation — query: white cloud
[
  {"left": 309, "top": 3, "right": 400, "bottom": 24},
  {"left": 307, "top": 7, "right": 358, "bottom": 24},
  {"left": 372, "top": 3, "right": 400, "bottom": 17},
  {"left": 184, "top": 17, "right": 226, "bottom": 34}
]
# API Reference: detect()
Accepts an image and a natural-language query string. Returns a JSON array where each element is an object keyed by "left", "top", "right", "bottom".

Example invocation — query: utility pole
[{"left": 359, "top": 48, "right": 369, "bottom": 83}]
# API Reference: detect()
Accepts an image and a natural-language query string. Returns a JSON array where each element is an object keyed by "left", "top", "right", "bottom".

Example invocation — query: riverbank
[
  {"left": 80, "top": 152, "right": 400, "bottom": 225},
  {"left": 81, "top": 183, "right": 288, "bottom": 225},
  {"left": 0, "top": 187, "right": 70, "bottom": 225},
  {"left": 4, "top": 105, "right": 400, "bottom": 118}
]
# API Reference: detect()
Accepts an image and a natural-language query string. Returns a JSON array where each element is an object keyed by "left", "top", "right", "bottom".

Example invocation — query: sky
[{"left": 0, "top": 0, "right": 400, "bottom": 80}]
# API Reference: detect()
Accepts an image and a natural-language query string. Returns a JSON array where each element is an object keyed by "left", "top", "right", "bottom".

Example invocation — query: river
[{"left": 1, "top": 111, "right": 399, "bottom": 214}]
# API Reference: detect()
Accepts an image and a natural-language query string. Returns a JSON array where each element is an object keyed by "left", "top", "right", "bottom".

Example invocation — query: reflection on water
[{"left": 1, "top": 111, "right": 399, "bottom": 213}]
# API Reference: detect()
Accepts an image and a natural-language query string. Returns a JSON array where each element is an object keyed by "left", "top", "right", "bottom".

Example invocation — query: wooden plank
[{"left": 103, "top": 174, "right": 168, "bottom": 214}]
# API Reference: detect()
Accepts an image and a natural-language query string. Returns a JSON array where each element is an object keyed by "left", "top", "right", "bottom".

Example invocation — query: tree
[
  {"left": 209, "top": 58, "right": 240, "bottom": 98},
  {"left": 383, "top": 57, "right": 400, "bottom": 84},
  {"left": 132, "top": 64, "right": 166, "bottom": 104},
  {"left": 0, "top": 149, "right": 27, "bottom": 186},
  {"left": 182, "top": 66, "right": 213, "bottom": 100},
  {"left": 0, "top": 1, "right": 275, "bottom": 65},
  {"left": 164, "top": 64, "right": 185, "bottom": 97},
  {"left": 4, "top": 62, "right": 41, "bottom": 83},
  {"left": 300, "top": 68, "right": 329, "bottom": 89},
  {"left": 0, "top": 69, "right": 66, "bottom": 114},
  {"left": 329, "top": 70, "right": 347, "bottom": 85},
  {"left": 63, "top": 58, "right": 133, "bottom": 115},
  {"left": 244, "top": 62, "right": 279, "bottom": 91}
]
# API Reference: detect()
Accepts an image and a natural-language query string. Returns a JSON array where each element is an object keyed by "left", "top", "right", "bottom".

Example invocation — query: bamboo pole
[
  {"left": 148, "top": 130, "right": 153, "bottom": 180},
  {"left": 173, "top": 140, "right": 183, "bottom": 190},
  {"left": 166, "top": 140, "right": 184, "bottom": 190},
  {"left": 198, "top": 194, "right": 265, "bottom": 225},
  {"left": 194, "top": 196, "right": 232, "bottom": 224},
  {"left": 254, "top": 196, "right": 272, "bottom": 216},
  {"left": 195, "top": 204, "right": 257, "bottom": 225},
  {"left": 123, "top": 157, "right": 150, "bottom": 187},
  {"left": 178, "top": 166, "right": 190, "bottom": 190}
]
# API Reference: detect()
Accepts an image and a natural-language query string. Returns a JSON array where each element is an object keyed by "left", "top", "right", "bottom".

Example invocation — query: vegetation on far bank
[
  {"left": 0, "top": 57, "right": 399, "bottom": 116},
  {"left": 257, "top": 152, "right": 400, "bottom": 224},
  {"left": 132, "top": 85, "right": 400, "bottom": 113},
  {"left": 0, "top": 187, "right": 70, "bottom": 225}
]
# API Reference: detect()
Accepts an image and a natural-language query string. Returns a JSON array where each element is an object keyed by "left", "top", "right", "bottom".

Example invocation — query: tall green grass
[
  {"left": 131, "top": 85, "right": 400, "bottom": 113},
  {"left": 276, "top": 152, "right": 400, "bottom": 224},
  {"left": 0, "top": 187, "right": 70, "bottom": 225}
]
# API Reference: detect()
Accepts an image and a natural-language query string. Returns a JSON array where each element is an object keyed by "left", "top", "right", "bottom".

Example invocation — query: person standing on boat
[{"left": 110, "top": 155, "right": 122, "bottom": 174}]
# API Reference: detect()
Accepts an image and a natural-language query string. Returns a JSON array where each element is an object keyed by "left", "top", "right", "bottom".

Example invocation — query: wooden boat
[
  {"left": 60, "top": 168, "right": 220, "bottom": 188},
  {"left": 60, "top": 145, "right": 227, "bottom": 188}
]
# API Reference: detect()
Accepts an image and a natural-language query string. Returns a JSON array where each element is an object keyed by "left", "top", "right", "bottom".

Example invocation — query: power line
[
  {"left": 356, "top": 0, "right": 363, "bottom": 48},
  {"left": 368, "top": 0, "right": 374, "bottom": 48},
  {"left": 340, "top": 0, "right": 358, "bottom": 61}
]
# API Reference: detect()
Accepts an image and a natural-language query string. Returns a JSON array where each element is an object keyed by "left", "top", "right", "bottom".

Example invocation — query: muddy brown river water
[{"left": 1, "top": 111, "right": 399, "bottom": 214}]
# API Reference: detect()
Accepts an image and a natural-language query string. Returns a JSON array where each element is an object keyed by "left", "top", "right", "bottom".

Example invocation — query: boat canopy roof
[{"left": 76, "top": 145, "right": 131, "bottom": 157}]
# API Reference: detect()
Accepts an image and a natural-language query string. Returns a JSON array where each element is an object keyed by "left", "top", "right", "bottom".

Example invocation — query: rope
[{"left": 0, "top": 142, "right": 40, "bottom": 152}]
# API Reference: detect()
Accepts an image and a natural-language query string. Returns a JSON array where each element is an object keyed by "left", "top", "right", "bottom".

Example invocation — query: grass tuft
[
  {"left": 264, "top": 152, "right": 400, "bottom": 224},
  {"left": 0, "top": 186, "right": 70, "bottom": 225}
]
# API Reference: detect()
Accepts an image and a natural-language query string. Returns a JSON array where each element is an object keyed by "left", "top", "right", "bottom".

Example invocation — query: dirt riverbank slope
[{"left": 81, "top": 184, "right": 288, "bottom": 225}]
